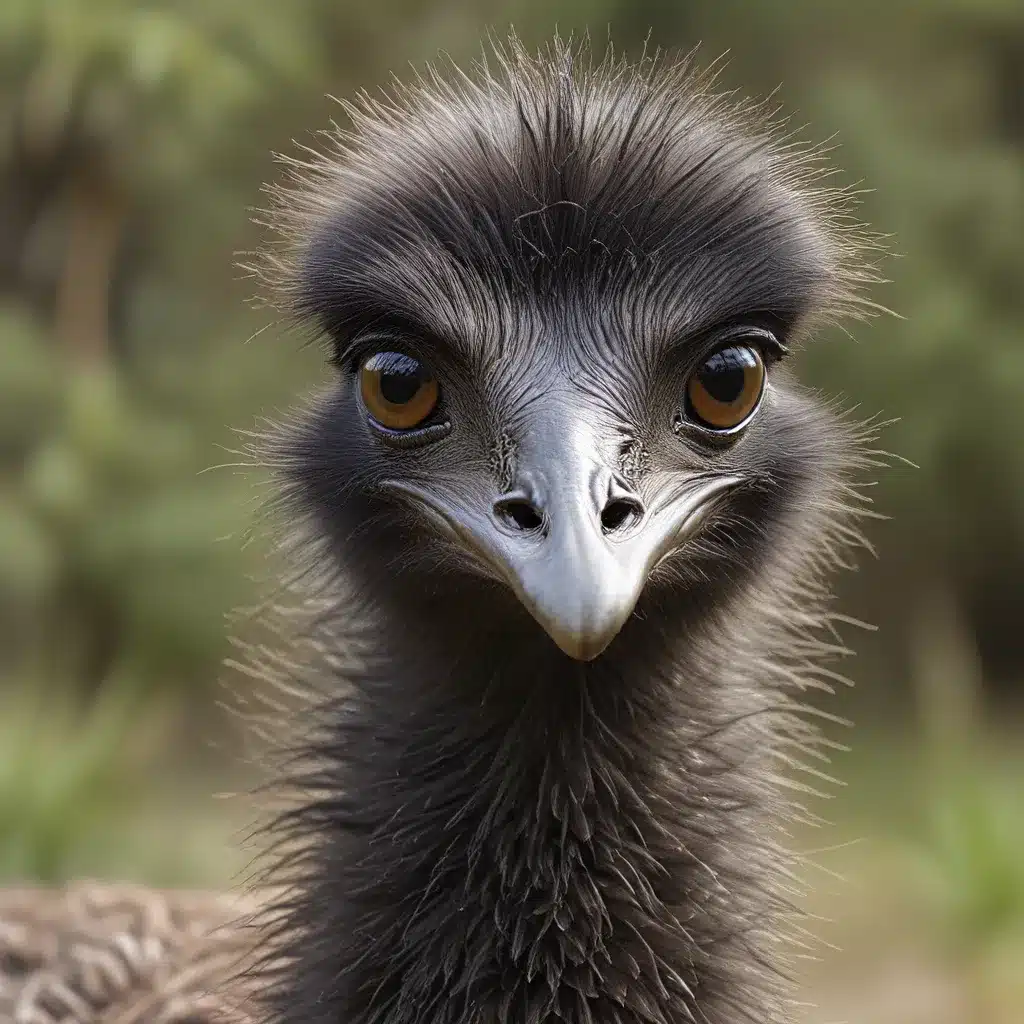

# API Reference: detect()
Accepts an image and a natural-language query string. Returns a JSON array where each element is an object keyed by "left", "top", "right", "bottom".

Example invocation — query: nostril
[
  {"left": 495, "top": 498, "right": 544, "bottom": 532},
  {"left": 601, "top": 497, "right": 642, "bottom": 534}
]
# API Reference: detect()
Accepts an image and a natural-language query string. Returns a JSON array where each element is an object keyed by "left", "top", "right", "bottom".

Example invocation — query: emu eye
[
  {"left": 685, "top": 344, "right": 766, "bottom": 432},
  {"left": 359, "top": 351, "right": 439, "bottom": 430}
]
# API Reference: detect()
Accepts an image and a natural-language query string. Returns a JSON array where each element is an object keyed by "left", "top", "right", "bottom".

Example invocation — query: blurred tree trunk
[
  {"left": 909, "top": 576, "right": 985, "bottom": 769},
  {"left": 54, "top": 165, "right": 125, "bottom": 365},
  {"left": 52, "top": 162, "right": 127, "bottom": 697}
]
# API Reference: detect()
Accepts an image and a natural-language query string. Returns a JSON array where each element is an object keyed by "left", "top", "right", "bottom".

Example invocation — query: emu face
[{"left": 280, "top": 53, "right": 861, "bottom": 662}]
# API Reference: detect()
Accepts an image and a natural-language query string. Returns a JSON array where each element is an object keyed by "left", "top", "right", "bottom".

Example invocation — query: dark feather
[{"left": 237, "top": 33, "right": 889, "bottom": 1024}]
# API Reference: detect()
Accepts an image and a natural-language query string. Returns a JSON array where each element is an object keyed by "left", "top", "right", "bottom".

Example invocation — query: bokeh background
[{"left": 1, "top": 2, "right": 1022, "bottom": 1021}]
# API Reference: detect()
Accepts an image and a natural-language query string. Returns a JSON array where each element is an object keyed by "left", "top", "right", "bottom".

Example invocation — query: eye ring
[
  {"left": 683, "top": 341, "right": 768, "bottom": 434},
  {"left": 359, "top": 350, "right": 440, "bottom": 431}
]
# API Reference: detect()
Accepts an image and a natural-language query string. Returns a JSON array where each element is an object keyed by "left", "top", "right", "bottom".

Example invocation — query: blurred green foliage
[
  {"left": 0, "top": 305, "right": 255, "bottom": 693},
  {"left": 0, "top": 679, "right": 141, "bottom": 882},
  {"left": 0, "top": 673, "right": 253, "bottom": 885},
  {"left": 918, "top": 770, "right": 1024, "bottom": 950},
  {"left": 0, "top": 0, "right": 316, "bottom": 185}
]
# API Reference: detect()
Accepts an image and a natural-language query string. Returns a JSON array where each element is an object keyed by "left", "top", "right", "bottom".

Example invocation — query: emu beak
[
  {"left": 489, "top": 470, "right": 743, "bottom": 661},
  {"left": 384, "top": 426, "right": 742, "bottom": 661}
]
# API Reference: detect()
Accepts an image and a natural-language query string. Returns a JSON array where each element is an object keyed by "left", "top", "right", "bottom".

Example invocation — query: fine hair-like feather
[{"left": 238, "top": 33, "right": 889, "bottom": 1024}]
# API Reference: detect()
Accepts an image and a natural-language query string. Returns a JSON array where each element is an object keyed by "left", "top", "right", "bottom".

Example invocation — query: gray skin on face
[
  {"left": 290, "top": 299, "right": 805, "bottom": 664},
  {"left": 380, "top": 366, "right": 747, "bottom": 661}
]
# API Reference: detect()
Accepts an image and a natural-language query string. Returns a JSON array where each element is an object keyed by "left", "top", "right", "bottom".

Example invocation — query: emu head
[{"left": 260, "top": 41, "right": 876, "bottom": 665}]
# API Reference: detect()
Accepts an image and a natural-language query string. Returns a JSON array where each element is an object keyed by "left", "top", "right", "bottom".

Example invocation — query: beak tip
[
  {"left": 543, "top": 613, "right": 628, "bottom": 662},
  {"left": 554, "top": 635, "right": 612, "bottom": 662},
  {"left": 518, "top": 575, "right": 639, "bottom": 664}
]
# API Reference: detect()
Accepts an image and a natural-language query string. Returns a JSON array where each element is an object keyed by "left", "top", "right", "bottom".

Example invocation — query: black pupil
[
  {"left": 698, "top": 345, "right": 756, "bottom": 403},
  {"left": 369, "top": 352, "right": 426, "bottom": 405}
]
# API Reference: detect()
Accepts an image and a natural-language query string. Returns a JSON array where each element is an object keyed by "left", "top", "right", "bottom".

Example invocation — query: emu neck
[{"left": 271, "top": 609, "right": 789, "bottom": 1024}]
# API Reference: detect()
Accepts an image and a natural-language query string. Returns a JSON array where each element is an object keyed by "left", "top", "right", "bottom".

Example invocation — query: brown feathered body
[{"left": 0, "top": 884, "right": 260, "bottom": 1023}]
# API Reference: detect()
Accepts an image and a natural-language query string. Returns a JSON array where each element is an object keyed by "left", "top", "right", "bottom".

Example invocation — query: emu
[{"left": 0, "top": 35, "right": 884, "bottom": 1024}]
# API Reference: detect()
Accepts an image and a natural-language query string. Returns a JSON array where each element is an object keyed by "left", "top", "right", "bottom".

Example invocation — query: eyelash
[
  {"left": 687, "top": 326, "right": 788, "bottom": 372},
  {"left": 342, "top": 343, "right": 390, "bottom": 375}
]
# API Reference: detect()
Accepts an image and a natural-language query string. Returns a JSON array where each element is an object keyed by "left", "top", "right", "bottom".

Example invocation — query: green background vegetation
[{"left": 1, "top": 2, "right": 1022, "bottom": 1021}]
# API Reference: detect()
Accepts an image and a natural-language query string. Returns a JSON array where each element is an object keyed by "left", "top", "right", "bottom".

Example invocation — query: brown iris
[
  {"left": 686, "top": 344, "right": 766, "bottom": 431},
  {"left": 359, "top": 351, "right": 439, "bottom": 430}
]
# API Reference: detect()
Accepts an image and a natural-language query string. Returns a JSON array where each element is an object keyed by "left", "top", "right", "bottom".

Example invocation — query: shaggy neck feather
[{"left": 264, "top": 598, "right": 792, "bottom": 1024}]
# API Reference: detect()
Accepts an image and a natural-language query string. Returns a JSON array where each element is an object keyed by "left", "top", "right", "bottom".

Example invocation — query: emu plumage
[
  {"left": 250, "top": 36, "right": 881, "bottom": 1024},
  {"left": 0, "top": 35, "right": 884, "bottom": 1024}
]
